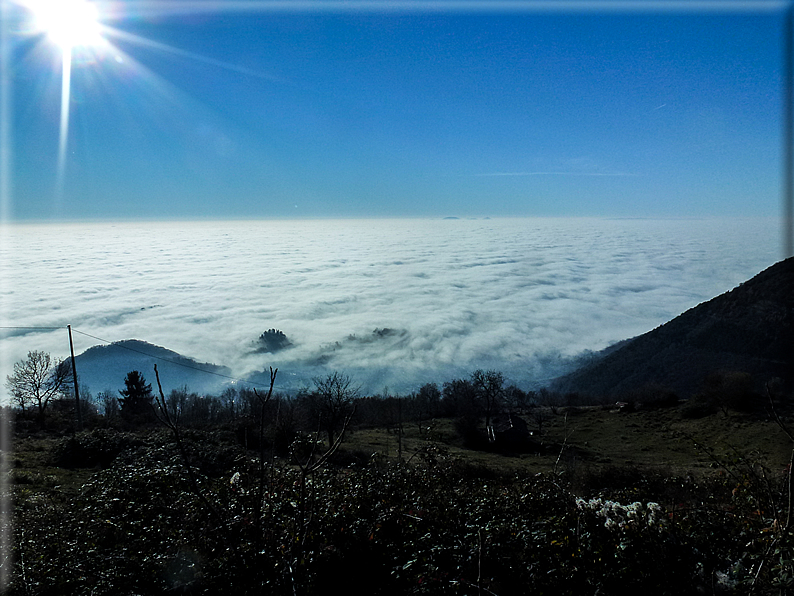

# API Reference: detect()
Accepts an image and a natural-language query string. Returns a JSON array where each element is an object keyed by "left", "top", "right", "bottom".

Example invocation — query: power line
[{"left": 0, "top": 326, "right": 66, "bottom": 330}]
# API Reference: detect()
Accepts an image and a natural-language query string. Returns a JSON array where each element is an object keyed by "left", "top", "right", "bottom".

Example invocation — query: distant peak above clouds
[{"left": 75, "top": 339, "right": 232, "bottom": 396}]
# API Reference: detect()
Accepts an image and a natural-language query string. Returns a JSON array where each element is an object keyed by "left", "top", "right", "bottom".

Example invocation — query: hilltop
[{"left": 74, "top": 339, "right": 231, "bottom": 397}]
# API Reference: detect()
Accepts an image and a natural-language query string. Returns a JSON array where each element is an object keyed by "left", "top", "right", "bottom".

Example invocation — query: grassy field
[
  {"left": 343, "top": 403, "right": 794, "bottom": 477},
  {"left": 7, "top": 402, "right": 793, "bottom": 499}
]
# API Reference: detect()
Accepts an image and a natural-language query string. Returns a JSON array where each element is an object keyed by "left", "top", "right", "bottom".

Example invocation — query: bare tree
[
  {"left": 96, "top": 390, "right": 119, "bottom": 422},
  {"left": 152, "top": 365, "right": 225, "bottom": 522},
  {"left": 5, "top": 351, "right": 69, "bottom": 421},
  {"left": 416, "top": 382, "right": 441, "bottom": 422},
  {"left": 471, "top": 369, "right": 505, "bottom": 433},
  {"left": 311, "top": 371, "right": 358, "bottom": 446}
]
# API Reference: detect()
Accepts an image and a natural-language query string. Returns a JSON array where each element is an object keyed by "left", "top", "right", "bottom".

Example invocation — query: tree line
[{"left": 5, "top": 349, "right": 556, "bottom": 449}]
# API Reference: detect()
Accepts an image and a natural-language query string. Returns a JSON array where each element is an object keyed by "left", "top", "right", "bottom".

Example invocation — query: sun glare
[
  {"left": 21, "top": 0, "right": 107, "bottom": 203},
  {"left": 29, "top": 0, "right": 103, "bottom": 50}
]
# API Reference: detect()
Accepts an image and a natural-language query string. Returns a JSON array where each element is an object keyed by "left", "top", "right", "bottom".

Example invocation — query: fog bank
[{"left": 0, "top": 217, "right": 782, "bottom": 398}]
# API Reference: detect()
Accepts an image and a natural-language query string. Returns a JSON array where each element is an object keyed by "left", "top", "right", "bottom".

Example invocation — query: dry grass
[
  {"left": 343, "top": 404, "right": 794, "bottom": 478},
  {"left": 8, "top": 402, "right": 792, "bottom": 499}
]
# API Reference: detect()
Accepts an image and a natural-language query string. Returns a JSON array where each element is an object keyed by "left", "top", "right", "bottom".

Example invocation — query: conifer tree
[{"left": 118, "top": 370, "right": 155, "bottom": 423}]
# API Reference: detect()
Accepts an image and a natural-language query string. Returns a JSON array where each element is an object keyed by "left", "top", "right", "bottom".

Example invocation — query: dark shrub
[
  {"left": 50, "top": 429, "right": 141, "bottom": 468},
  {"left": 688, "top": 370, "right": 762, "bottom": 416},
  {"left": 630, "top": 384, "right": 680, "bottom": 410},
  {"left": 327, "top": 446, "right": 374, "bottom": 467},
  {"left": 454, "top": 414, "right": 485, "bottom": 449}
]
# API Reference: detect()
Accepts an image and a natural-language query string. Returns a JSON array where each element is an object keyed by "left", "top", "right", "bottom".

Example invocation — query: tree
[
  {"left": 311, "top": 371, "right": 358, "bottom": 445},
  {"left": 441, "top": 377, "right": 476, "bottom": 418},
  {"left": 118, "top": 370, "right": 155, "bottom": 423},
  {"left": 472, "top": 369, "right": 505, "bottom": 432},
  {"left": 442, "top": 371, "right": 505, "bottom": 445},
  {"left": 416, "top": 382, "right": 441, "bottom": 420},
  {"left": 221, "top": 386, "right": 238, "bottom": 419},
  {"left": 165, "top": 386, "right": 190, "bottom": 424},
  {"left": 256, "top": 329, "right": 292, "bottom": 353},
  {"left": 697, "top": 370, "right": 758, "bottom": 415},
  {"left": 504, "top": 385, "right": 533, "bottom": 413},
  {"left": 97, "top": 389, "right": 119, "bottom": 422},
  {"left": 5, "top": 351, "right": 69, "bottom": 421}
]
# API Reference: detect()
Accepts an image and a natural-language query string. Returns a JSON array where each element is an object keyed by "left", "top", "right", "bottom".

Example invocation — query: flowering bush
[{"left": 576, "top": 498, "right": 666, "bottom": 532}]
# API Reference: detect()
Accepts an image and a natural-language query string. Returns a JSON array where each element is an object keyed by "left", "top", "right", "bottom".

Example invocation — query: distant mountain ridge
[
  {"left": 553, "top": 257, "right": 794, "bottom": 399},
  {"left": 74, "top": 339, "right": 232, "bottom": 397}
]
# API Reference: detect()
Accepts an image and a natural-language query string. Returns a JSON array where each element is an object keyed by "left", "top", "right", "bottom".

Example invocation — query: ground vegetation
[{"left": 3, "top": 364, "right": 794, "bottom": 595}]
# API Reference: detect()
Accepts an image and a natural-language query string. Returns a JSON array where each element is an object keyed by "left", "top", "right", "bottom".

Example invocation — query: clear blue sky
[{"left": 3, "top": 0, "right": 788, "bottom": 221}]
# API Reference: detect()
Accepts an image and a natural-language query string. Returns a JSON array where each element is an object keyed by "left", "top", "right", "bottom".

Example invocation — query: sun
[
  {"left": 20, "top": 0, "right": 107, "bottom": 201},
  {"left": 28, "top": 0, "right": 104, "bottom": 50}
]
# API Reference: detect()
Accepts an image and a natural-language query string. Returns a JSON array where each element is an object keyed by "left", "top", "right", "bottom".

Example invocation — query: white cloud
[{"left": 0, "top": 216, "right": 782, "bottom": 397}]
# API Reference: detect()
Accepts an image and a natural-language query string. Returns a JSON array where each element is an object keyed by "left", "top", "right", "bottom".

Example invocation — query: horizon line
[{"left": 0, "top": 214, "right": 782, "bottom": 225}]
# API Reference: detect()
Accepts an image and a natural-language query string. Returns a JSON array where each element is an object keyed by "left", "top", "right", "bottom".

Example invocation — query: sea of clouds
[{"left": 0, "top": 217, "right": 784, "bottom": 398}]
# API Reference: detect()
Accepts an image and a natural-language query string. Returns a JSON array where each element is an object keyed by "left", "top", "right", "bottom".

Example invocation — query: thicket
[{"left": 6, "top": 417, "right": 794, "bottom": 595}]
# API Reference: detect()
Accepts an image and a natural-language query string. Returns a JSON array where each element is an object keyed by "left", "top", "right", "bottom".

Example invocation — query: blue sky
[{"left": 2, "top": 0, "right": 788, "bottom": 220}]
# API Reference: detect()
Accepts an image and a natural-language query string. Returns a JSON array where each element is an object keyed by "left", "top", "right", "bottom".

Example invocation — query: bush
[
  {"left": 11, "top": 423, "right": 794, "bottom": 595},
  {"left": 453, "top": 414, "right": 485, "bottom": 449},
  {"left": 50, "top": 429, "right": 141, "bottom": 468},
  {"left": 688, "top": 370, "right": 762, "bottom": 416},
  {"left": 630, "top": 384, "right": 680, "bottom": 410}
]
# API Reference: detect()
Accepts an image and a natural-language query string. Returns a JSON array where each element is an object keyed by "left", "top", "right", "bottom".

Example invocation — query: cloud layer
[{"left": 0, "top": 217, "right": 782, "bottom": 397}]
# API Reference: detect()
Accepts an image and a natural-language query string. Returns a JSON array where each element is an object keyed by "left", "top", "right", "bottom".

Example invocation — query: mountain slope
[
  {"left": 553, "top": 257, "right": 794, "bottom": 399},
  {"left": 74, "top": 339, "right": 232, "bottom": 397}
]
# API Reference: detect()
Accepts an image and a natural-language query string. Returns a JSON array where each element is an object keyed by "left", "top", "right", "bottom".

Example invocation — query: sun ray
[
  {"left": 56, "top": 45, "right": 71, "bottom": 201},
  {"left": 21, "top": 0, "right": 106, "bottom": 204},
  {"left": 104, "top": 26, "right": 285, "bottom": 83}
]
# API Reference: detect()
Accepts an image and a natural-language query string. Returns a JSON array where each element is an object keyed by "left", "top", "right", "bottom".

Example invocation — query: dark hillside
[{"left": 553, "top": 256, "right": 794, "bottom": 399}]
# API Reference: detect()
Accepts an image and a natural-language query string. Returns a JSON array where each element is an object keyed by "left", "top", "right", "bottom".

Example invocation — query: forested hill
[
  {"left": 552, "top": 256, "right": 794, "bottom": 399},
  {"left": 74, "top": 339, "right": 231, "bottom": 397}
]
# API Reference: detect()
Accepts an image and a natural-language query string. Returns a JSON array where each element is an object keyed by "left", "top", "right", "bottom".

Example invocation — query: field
[
  {"left": 3, "top": 401, "right": 794, "bottom": 595},
  {"left": 344, "top": 403, "right": 793, "bottom": 474}
]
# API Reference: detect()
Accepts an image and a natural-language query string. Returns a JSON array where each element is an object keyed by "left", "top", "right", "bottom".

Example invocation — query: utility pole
[
  {"left": 397, "top": 392, "right": 403, "bottom": 462},
  {"left": 68, "top": 325, "right": 82, "bottom": 430},
  {"left": 785, "top": 3, "right": 793, "bottom": 259}
]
